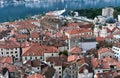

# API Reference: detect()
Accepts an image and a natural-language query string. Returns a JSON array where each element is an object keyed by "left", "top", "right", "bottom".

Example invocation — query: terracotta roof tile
[
  {"left": 0, "top": 63, "right": 17, "bottom": 72},
  {"left": 96, "top": 37, "right": 105, "bottom": 42},
  {"left": 67, "top": 55, "right": 79, "bottom": 62},
  {"left": 0, "top": 57, "right": 13, "bottom": 64},
  {"left": 27, "top": 73, "right": 44, "bottom": 78},
  {"left": 9, "top": 37, "right": 16, "bottom": 41},
  {"left": 0, "top": 40, "right": 20, "bottom": 48},
  {"left": 65, "top": 28, "right": 92, "bottom": 35},
  {"left": 70, "top": 46, "right": 82, "bottom": 54},
  {"left": 107, "top": 27, "right": 119, "bottom": 33},
  {"left": 98, "top": 48, "right": 109, "bottom": 54},
  {"left": 23, "top": 59, "right": 41, "bottom": 67},
  {"left": 30, "top": 31, "right": 39, "bottom": 38},
  {"left": 53, "top": 32, "right": 63, "bottom": 37},
  {"left": 46, "top": 57, "right": 62, "bottom": 66},
  {"left": 91, "top": 58, "right": 99, "bottom": 68},
  {"left": 22, "top": 43, "right": 59, "bottom": 56},
  {"left": 67, "top": 22, "right": 78, "bottom": 27},
  {"left": 16, "top": 34, "right": 27, "bottom": 39}
]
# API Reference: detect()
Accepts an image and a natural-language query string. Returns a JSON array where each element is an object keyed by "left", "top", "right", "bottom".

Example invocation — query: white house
[
  {"left": 112, "top": 45, "right": 120, "bottom": 61},
  {"left": 29, "top": 31, "right": 40, "bottom": 42},
  {"left": 78, "top": 69, "right": 93, "bottom": 78},
  {"left": 46, "top": 57, "right": 63, "bottom": 78},
  {"left": 98, "top": 48, "right": 115, "bottom": 59},
  {"left": 0, "top": 40, "right": 20, "bottom": 61},
  {"left": 22, "top": 43, "right": 59, "bottom": 62}
]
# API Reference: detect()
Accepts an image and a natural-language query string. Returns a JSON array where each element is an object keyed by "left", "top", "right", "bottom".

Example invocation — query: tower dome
[{"left": 106, "top": 17, "right": 116, "bottom": 24}]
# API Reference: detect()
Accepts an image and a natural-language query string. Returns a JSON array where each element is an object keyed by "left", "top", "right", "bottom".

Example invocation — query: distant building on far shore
[
  {"left": 118, "top": 15, "right": 120, "bottom": 22},
  {"left": 102, "top": 7, "right": 114, "bottom": 17}
]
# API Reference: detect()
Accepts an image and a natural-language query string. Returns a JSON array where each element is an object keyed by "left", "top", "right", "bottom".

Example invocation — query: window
[
  {"left": 15, "top": 51, "right": 17, "bottom": 53},
  {"left": 1, "top": 52, "right": 3, "bottom": 55},
  {"left": 25, "top": 57, "right": 27, "bottom": 60},
  {"left": 110, "top": 56, "right": 112, "bottom": 58},
  {"left": 52, "top": 54, "right": 54, "bottom": 56},
  {"left": 11, "top": 52, "right": 13, "bottom": 54},
  {"left": 15, "top": 58, "right": 18, "bottom": 60},
  {"left": 30, "top": 57, "right": 32, "bottom": 60},
  {"left": 59, "top": 68, "right": 61, "bottom": 70},
  {"left": 6, "top": 49, "right": 9, "bottom": 50},
  {"left": 16, "top": 55, "right": 18, "bottom": 57},
  {"left": 59, "top": 71, "right": 61, "bottom": 74},
  {"left": 40, "top": 57, "right": 42, "bottom": 59},
  {"left": 38, "top": 67, "right": 39, "bottom": 70},
  {"left": 35, "top": 57, "right": 37, "bottom": 59},
  {"left": 6, "top": 52, "right": 9, "bottom": 54}
]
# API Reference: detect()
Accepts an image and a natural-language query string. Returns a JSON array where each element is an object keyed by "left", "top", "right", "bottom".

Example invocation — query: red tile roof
[
  {"left": 67, "top": 22, "right": 78, "bottom": 27},
  {"left": 22, "top": 44, "right": 42, "bottom": 56},
  {"left": 101, "top": 56, "right": 118, "bottom": 69},
  {"left": 9, "top": 37, "right": 16, "bottom": 41},
  {"left": 0, "top": 63, "right": 17, "bottom": 72},
  {"left": 96, "top": 37, "right": 105, "bottom": 42},
  {"left": 46, "top": 57, "right": 62, "bottom": 66},
  {"left": 16, "top": 34, "right": 27, "bottom": 39},
  {"left": 65, "top": 28, "right": 92, "bottom": 35},
  {"left": 23, "top": 59, "right": 41, "bottom": 67},
  {"left": 27, "top": 73, "right": 44, "bottom": 78},
  {"left": 106, "top": 34, "right": 114, "bottom": 39},
  {"left": 102, "top": 56, "right": 117, "bottom": 63},
  {"left": 17, "top": 25, "right": 35, "bottom": 30},
  {"left": 21, "top": 41, "right": 32, "bottom": 48},
  {"left": 0, "top": 57, "right": 13, "bottom": 64},
  {"left": 77, "top": 57, "right": 86, "bottom": 65},
  {"left": 22, "top": 43, "right": 59, "bottom": 56},
  {"left": 91, "top": 58, "right": 99, "bottom": 68},
  {"left": 53, "top": 32, "right": 63, "bottom": 37},
  {"left": 70, "top": 46, "right": 82, "bottom": 54},
  {"left": 107, "top": 27, "right": 119, "bottom": 33},
  {"left": 45, "top": 31, "right": 53, "bottom": 37},
  {"left": 30, "top": 31, "right": 39, "bottom": 38},
  {"left": 68, "top": 55, "right": 79, "bottom": 62},
  {"left": 98, "top": 48, "right": 109, "bottom": 54},
  {"left": 0, "top": 40, "right": 20, "bottom": 48},
  {"left": 92, "top": 56, "right": 120, "bottom": 69}
]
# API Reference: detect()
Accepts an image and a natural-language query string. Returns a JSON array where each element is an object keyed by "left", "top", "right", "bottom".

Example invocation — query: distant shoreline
[
  {"left": 73, "top": 6, "right": 120, "bottom": 19},
  {"left": 1, "top": 6, "right": 120, "bottom": 23}
]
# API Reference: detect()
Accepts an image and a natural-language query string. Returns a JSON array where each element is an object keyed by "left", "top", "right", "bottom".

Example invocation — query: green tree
[{"left": 59, "top": 50, "right": 68, "bottom": 56}]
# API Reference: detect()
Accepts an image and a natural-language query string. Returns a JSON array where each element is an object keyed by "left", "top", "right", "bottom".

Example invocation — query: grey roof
[
  {"left": 80, "top": 38, "right": 96, "bottom": 42},
  {"left": 106, "top": 17, "right": 116, "bottom": 24}
]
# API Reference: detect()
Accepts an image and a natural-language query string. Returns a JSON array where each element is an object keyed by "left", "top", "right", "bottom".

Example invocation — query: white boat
[
  {"left": 46, "top": 8, "right": 66, "bottom": 16},
  {"left": 25, "top": 0, "right": 40, "bottom": 2},
  {"left": 0, "top": 0, "right": 4, "bottom": 4}
]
